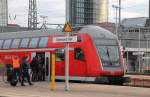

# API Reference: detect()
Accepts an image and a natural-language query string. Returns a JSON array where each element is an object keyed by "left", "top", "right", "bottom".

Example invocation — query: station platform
[
  {"left": 0, "top": 80, "right": 150, "bottom": 97},
  {"left": 125, "top": 74, "right": 150, "bottom": 87}
]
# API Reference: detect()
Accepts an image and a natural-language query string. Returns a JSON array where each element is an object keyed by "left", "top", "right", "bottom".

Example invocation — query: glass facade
[
  {"left": 67, "top": 0, "right": 99, "bottom": 26},
  {"left": 0, "top": 0, "right": 8, "bottom": 26}
]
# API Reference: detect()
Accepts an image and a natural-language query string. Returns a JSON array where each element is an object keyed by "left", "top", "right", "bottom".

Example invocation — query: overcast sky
[{"left": 8, "top": 0, "right": 149, "bottom": 27}]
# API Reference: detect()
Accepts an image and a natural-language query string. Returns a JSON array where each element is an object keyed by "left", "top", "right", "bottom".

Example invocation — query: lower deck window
[
  {"left": 55, "top": 49, "right": 64, "bottom": 62},
  {"left": 74, "top": 48, "right": 85, "bottom": 61}
]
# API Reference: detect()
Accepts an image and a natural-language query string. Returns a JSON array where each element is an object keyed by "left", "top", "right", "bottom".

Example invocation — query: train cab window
[
  {"left": 3, "top": 39, "right": 12, "bottom": 49},
  {"left": 38, "top": 37, "right": 48, "bottom": 48},
  {"left": 0, "top": 40, "right": 4, "bottom": 49},
  {"left": 74, "top": 48, "right": 85, "bottom": 61},
  {"left": 55, "top": 49, "right": 64, "bottom": 62},
  {"left": 11, "top": 39, "right": 20, "bottom": 48},
  {"left": 20, "top": 38, "right": 30, "bottom": 48},
  {"left": 29, "top": 37, "right": 39, "bottom": 48}
]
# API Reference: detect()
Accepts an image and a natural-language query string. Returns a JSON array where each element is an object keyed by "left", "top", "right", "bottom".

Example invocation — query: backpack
[{"left": 10, "top": 77, "right": 18, "bottom": 86}]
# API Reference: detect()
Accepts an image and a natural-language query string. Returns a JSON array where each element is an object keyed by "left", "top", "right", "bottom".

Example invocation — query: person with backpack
[
  {"left": 20, "top": 56, "right": 33, "bottom": 86},
  {"left": 10, "top": 56, "right": 21, "bottom": 86}
]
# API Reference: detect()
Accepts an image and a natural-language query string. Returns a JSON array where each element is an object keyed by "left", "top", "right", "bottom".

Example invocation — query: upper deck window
[
  {"left": 11, "top": 39, "right": 20, "bottom": 49},
  {"left": 29, "top": 37, "right": 39, "bottom": 48},
  {"left": 38, "top": 37, "right": 48, "bottom": 48},
  {"left": 0, "top": 40, "right": 4, "bottom": 49},
  {"left": 20, "top": 38, "right": 30, "bottom": 48},
  {"left": 3, "top": 39, "right": 12, "bottom": 49}
]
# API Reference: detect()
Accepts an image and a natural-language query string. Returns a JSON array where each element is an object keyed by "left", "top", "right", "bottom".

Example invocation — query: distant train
[{"left": 0, "top": 25, "right": 128, "bottom": 84}]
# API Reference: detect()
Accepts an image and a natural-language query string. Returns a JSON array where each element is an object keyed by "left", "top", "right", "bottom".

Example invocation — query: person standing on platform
[
  {"left": 0, "top": 56, "right": 4, "bottom": 75},
  {"left": 12, "top": 56, "right": 21, "bottom": 82},
  {"left": 20, "top": 56, "right": 33, "bottom": 86}
]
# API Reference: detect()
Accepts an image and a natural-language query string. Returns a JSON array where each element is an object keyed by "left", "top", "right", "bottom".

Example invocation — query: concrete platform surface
[
  {"left": 0, "top": 80, "right": 150, "bottom": 97},
  {"left": 125, "top": 74, "right": 150, "bottom": 80}
]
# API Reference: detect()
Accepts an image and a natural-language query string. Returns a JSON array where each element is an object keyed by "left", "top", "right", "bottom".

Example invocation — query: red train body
[{"left": 0, "top": 26, "right": 125, "bottom": 84}]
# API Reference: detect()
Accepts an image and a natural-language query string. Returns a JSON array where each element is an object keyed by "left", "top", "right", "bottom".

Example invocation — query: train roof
[
  {"left": 0, "top": 28, "right": 61, "bottom": 39},
  {"left": 0, "top": 25, "right": 117, "bottom": 40},
  {"left": 78, "top": 25, "right": 117, "bottom": 40}
]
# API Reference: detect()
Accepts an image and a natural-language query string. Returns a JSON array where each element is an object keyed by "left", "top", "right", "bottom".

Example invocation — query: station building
[
  {"left": 120, "top": 17, "right": 150, "bottom": 73},
  {"left": 0, "top": 0, "right": 8, "bottom": 27}
]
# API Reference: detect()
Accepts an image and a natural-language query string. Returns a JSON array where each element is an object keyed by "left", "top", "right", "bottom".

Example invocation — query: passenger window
[
  {"left": 38, "top": 37, "right": 48, "bottom": 48},
  {"left": 29, "top": 37, "right": 39, "bottom": 48},
  {"left": 55, "top": 49, "right": 64, "bottom": 62},
  {"left": 0, "top": 40, "right": 4, "bottom": 49},
  {"left": 3, "top": 39, "right": 12, "bottom": 49},
  {"left": 11, "top": 39, "right": 20, "bottom": 48},
  {"left": 20, "top": 38, "right": 30, "bottom": 48},
  {"left": 74, "top": 48, "right": 85, "bottom": 61},
  {"left": 77, "top": 36, "right": 82, "bottom": 42}
]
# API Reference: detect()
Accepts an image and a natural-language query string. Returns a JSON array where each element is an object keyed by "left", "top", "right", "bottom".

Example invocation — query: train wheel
[{"left": 108, "top": 77, "right": 123, "bottom": 85}]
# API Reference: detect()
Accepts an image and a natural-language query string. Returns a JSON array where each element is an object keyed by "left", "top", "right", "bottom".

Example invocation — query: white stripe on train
[
  {"left": 0, "top": 48, "right": 74, "bottom": 52},
  {"left": 55, "top": 76, "right": 96, "bottom": 82}
]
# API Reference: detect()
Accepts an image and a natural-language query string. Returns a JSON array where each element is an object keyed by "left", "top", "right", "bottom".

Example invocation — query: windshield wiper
[{"left": 106, "top": 48, "right": 113, "bottom": 65}]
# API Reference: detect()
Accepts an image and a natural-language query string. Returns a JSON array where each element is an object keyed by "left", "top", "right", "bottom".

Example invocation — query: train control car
[{"left": 0, "top": 25, "right": 128, "bottom": 84}]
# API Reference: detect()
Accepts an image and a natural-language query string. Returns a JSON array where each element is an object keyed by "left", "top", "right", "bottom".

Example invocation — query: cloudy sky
[{"left": 8, "top": 0, "right": 149, "bottom": 27}]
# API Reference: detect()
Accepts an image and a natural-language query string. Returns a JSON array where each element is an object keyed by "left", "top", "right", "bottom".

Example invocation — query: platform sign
[
  {"left": 53, "top": 36, "right": 77, "bottom": 43},
  {"left": 142, "top": 57, "right": 150, "bottom": 59},
  {"left": 63, "top": 22, "right": 73, "bottom": 91},
  {"left": 133, "top": 52, "right": 144, "bottom": 55}
]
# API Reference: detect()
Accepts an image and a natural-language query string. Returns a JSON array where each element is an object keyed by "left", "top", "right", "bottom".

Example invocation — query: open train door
[
  {"left": 30, "top": 52, "right": 36, "bottom": 78},
  {"left": 45, "top": 52, "right": 51, "bottom": 81},
  {"left": 31, "top": 52, "right": 36, "bottom": 60}
]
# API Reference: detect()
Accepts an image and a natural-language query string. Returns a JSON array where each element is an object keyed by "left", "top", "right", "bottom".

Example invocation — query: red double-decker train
[{"left": 0, "top": 25, "right": 127, "bottom": 84}]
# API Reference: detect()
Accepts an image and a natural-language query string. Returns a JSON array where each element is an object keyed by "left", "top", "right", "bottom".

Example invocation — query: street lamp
[{"left": 112, "top": 5, "right": 120, "bottom": 37}]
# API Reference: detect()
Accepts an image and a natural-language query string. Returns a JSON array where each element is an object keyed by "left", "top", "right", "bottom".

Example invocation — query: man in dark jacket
[{"left": 21, "top": 57, "right": 33, "bottom": 86}]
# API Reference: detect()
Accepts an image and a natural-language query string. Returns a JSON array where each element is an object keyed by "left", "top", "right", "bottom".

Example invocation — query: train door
[
  {"left": 31, "top": 52, "right": 51, "bottom": 82},
  {"left": 45, "top": 52, "right": 51, "bottom": 81},
  {"left": 31, "top": 52, "right": 36, "bottom": 59}
]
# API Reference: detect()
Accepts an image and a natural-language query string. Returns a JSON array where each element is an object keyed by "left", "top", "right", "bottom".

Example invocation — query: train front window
[{"left": 97, "top": 46, "right": 120, "bottom": 67}]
